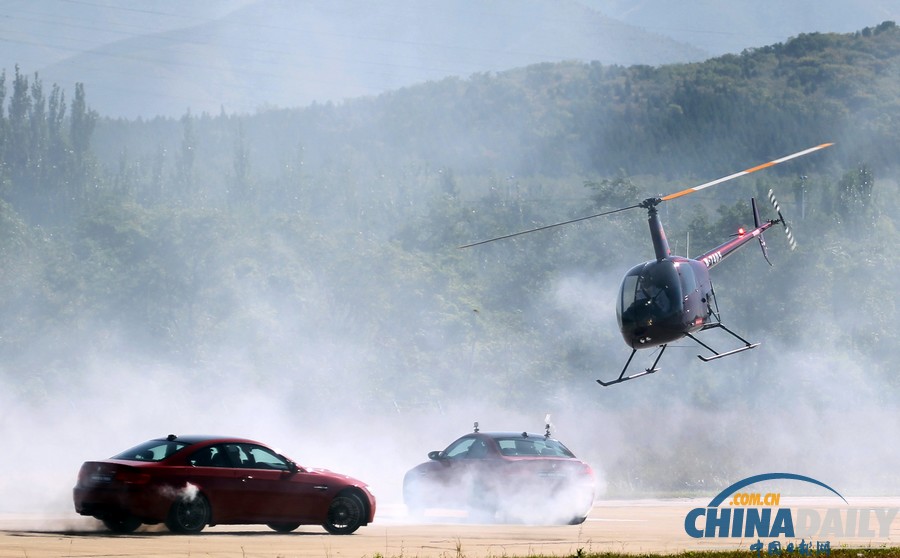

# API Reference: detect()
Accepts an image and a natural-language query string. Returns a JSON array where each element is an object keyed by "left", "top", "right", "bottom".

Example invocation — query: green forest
[{"left": 2, "top": 22, "right": 898, "bottom": 495}]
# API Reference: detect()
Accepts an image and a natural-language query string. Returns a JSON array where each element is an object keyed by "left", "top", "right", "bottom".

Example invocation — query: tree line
[{"left": 0, "top": 66, "right": 99, "bottom": 224}]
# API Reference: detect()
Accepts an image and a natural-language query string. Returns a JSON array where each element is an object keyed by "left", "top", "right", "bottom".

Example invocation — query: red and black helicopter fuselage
[
  {"left": 602, "top": 195, "right": 785, "bottom": 386},
  {"left": 617, "top": 198, "right": 776, "bottom": 350}
]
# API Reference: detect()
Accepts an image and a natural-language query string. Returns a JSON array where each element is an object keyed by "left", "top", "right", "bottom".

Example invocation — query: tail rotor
[
  {"left": 767, "top": 189, "right": 797, "bottom": 251},
  {"left": 751, "top": 197, "right": 772, "bottom": 266}
]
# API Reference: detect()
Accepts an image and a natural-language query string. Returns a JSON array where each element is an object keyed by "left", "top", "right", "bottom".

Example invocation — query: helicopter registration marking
[{"left": 702, "top": 251, "right": 723, "bottom": 267}]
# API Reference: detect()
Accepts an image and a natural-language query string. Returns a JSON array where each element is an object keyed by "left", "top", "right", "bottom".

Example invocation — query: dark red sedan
[
  {"left": 403, "top": 426, "right": 595, "bottom": 524},
  {"left": 73, "top": 434, "right": 375, "bottom": 534}
]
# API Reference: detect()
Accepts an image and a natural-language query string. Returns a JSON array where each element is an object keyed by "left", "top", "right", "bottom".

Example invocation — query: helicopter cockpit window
[
  {"left": 641, "top": 277, "right": 672, "bottom": 313},
  {"left": 619, "top": 262, "right": 683, "bottom": 319},
  {"left": 676, "top": 262, "right": 697, "bottom": 299},
  {"left": 619, "top": 273, "right": 640, "bottom": 315}
]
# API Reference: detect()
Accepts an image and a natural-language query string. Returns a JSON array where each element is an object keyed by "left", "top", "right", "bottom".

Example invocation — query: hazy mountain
[
  {"left": 0, "top": 0, "right": 255, "bottom": 69},
  {"left": 578, "top": 0, "right": 900, "bottom": 56},
  {"left": 5, "top": 0, "right": 704, "bottom": 119}
]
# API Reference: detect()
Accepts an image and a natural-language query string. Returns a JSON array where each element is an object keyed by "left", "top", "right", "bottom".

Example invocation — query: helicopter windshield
[
  {"left": 618, "top": 261, "right": 683, "bottom": 324},
  {"left": 676, "top": 260, "right": 697, "bottom": 297}
]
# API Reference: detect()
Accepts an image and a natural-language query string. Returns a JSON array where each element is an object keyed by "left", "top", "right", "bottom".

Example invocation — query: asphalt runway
[{"left": 2, "top": 498, "right": 898, "bottom": 558}]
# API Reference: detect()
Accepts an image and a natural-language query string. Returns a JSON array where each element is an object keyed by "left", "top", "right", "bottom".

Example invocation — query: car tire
[
  {"left": 102, "top": 514, "right": 142, "bottom": 533},
  {"left": 165, "top": 493, "right": 210, "bottom": 534},
  {"left": 267, "top": 522, "right": 301, "bottom": 533},
  {"left": 322, "top": 493, "right": 365, "bottom": 535}
]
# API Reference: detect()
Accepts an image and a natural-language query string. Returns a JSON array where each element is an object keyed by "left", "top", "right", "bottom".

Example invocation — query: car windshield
[
  {"left": 495, "top": 436, "right": 575, "bottom": 457},
  {"left": 112, "top": 439, "right": 189, "bottom": 462}
]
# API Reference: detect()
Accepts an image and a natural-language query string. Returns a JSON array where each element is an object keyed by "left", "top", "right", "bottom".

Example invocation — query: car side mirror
[
  {"left": 282, "top": 457, "right": 301, "bottom": 474},
  {"left": 427, "top": 450, "right": 445, "bottom": 460}
]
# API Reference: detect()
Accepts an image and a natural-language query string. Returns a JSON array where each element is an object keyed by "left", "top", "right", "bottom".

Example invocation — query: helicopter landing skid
[
  {"left": 597, "top": 323, "right": 760, "bottom": 387},
  {"left": 687, "top": 323, "right": 759, "bottom": 362},
  {"left": 596, "top": 345, "right": 667, "bottom": 387}
]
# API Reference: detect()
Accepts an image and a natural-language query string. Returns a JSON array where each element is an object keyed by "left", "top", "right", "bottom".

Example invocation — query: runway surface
[{"left": 2, "top": 498, "right": 898, "bottom": 557}]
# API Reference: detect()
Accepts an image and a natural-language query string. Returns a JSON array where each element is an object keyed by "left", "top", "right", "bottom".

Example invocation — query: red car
[
  {"left": 73, "top": 434, "right": 376, "bottom": 534},
  {"left": 403, "top": 425, "right": 595, "bottom": 524}
]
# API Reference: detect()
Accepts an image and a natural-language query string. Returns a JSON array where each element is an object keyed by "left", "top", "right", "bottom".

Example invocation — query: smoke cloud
[
  {"left": 2, "top": 251, "right": 897, "bottom": 532},
  {"left": 1, "top": 188, "right": 896, "bottom": 534}
]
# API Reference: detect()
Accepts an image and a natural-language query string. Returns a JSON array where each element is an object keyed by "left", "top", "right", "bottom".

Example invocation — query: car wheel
[
  {"left": 568, "top": 514, "right": 588, "bottom": 525},
  {"left": 322, "top": 493, "right": 365, "bottom": 535},
  {"left": 165, "top": 493, "right": 210, "bottom": 534},
  {"left": 102, "top": 514, "right": 142, "bottom": 533},
  {"left": 267, "top": 522, "right": 301, "bottom": 533}
]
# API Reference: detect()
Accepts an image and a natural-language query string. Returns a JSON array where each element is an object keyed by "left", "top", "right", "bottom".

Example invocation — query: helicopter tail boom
[{"left": 695, "top": 210, "right": 778, "bottom": 269}]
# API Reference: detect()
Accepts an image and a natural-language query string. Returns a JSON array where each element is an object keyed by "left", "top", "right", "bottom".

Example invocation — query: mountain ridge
[{"left": 22, "top": 0, "right": 706, "bottom": 118}]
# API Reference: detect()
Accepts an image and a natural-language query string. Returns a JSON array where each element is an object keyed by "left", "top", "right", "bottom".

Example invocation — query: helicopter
[{"left": 460, "top": 143, "right": 833, "bottom": 386}]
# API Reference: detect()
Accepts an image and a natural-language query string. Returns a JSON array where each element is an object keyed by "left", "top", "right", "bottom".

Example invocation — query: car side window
[
  {"left": 240, "top": 444, "right": 290, "bottom": 471},
  {"left": 515, "top": 439, "right": 540, "bottom": 455},
  {"left": 497, "top": 439, "right": 539, "bottom": 455},
  {"left": 113, "top": 440, "right": 187, "bottom": 462},
  {"left": 189, "top": 445, "right": 231, "bottom": 467},
  {"left": 216, "top": 443, "right": 251, "bottom": 467}
]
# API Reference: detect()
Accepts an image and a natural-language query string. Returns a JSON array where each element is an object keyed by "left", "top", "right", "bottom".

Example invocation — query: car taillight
[
  {"left": 570, "top": 462, "right": 594, "bottom": 479},
  {"left": 115, "top": 470, "right": 152, "bottom": 484}
]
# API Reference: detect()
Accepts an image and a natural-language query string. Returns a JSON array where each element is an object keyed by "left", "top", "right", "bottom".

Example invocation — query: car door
[
  {"left": 431, "top": 435, "right": 492, "bottom": 505},
  {"left": 182, "top": 444, "right": 243, "bottom": 523},
  {"left": 227, "top": 444, "right": 330, "bottom": 523}
]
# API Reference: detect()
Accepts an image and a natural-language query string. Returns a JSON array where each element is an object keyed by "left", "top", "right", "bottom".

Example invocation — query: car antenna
[
  {"left": 545, "top": 414, "right": 552, "bottom": 438},
  {"left": 167, "top": 434, "right": 177, "bottom": 441},
  {"left": 473, "top": 421, "right": 479, "bottom": 433}
]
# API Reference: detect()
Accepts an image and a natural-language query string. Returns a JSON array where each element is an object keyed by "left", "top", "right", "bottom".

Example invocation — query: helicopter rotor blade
[
  {"left": 660, "top": 143, "right": 834, "bottom": 203},
  {"left": 458, "top": 143, "right": 832, "bottom": 249},
  {"left": 457, "top": 203, "right": 641, "bottom": 248}
]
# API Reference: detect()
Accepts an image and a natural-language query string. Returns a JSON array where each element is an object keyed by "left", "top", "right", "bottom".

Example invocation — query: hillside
[
  {"left": 8, "top": 1, "right": 899, "bottom": 119},
  {"left": 84, "top": 21, "right": 900, "bottom": 187},
  {"left": 23, "top": 0, "right": 703, "bottom": 118},
  {"left": 581, "top": 0, "right": 900, "bottom": 55}
]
